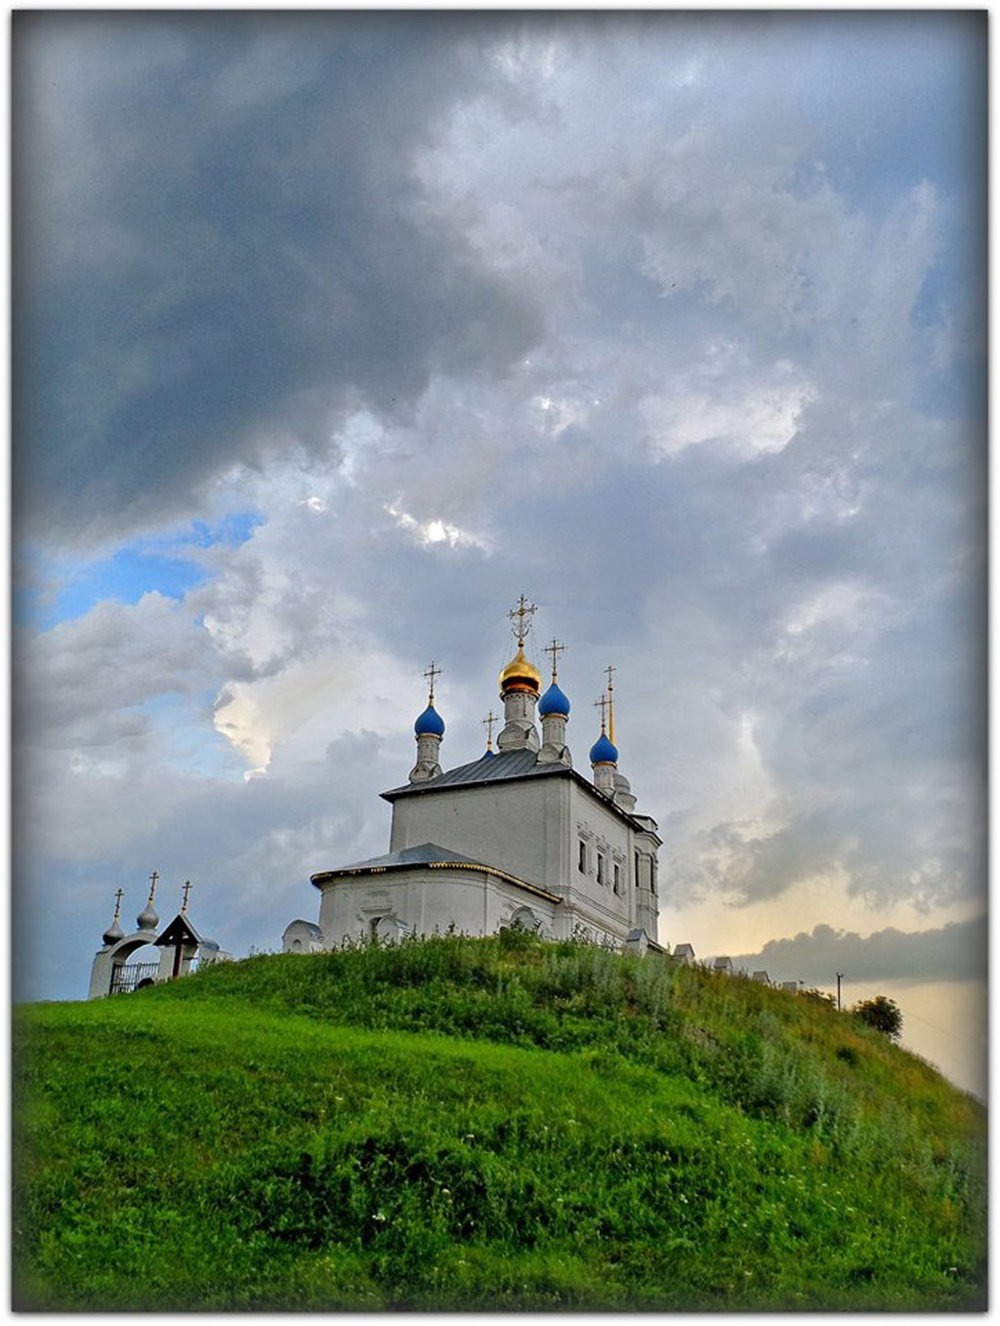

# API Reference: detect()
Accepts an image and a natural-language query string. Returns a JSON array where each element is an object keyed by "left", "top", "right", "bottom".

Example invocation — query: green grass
[{"left": 14, "top": 932, "right": 987, "bottom": 1310}]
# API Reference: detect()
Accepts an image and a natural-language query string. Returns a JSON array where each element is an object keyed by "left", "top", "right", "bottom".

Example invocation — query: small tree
[{"left": 851, "top": 995, "right": 903, "bottom": 1041}]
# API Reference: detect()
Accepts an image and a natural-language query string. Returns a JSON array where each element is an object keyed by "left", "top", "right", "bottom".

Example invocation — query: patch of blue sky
[
  {"left": 19, "top": 510, "right": 265, "bottom": 630},
  {"left": 189, "top": 510, "right": 266, "bottom": 549},
  {"left": 14, "top": 548, "right": 205, "bottom": 631},
  {"left": 143, "top": 509, "right": 265, "bottom": 554},
  {"left": 44, "top": 548, "right": 207, "bottom": 628}
]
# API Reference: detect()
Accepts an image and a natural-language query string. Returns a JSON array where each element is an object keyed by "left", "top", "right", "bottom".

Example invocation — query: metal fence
[{"left": 109, "top": 961, "right": 160, "bottom": 995}]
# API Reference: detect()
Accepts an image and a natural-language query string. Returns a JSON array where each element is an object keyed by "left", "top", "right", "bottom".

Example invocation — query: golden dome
[{"left": 499, "top": 644, "right": 542, "bottom": 694}]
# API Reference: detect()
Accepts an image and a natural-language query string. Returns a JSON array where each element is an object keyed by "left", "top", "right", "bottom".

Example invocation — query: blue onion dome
[
  {"left": 589, "top": 732, "right": 619, "bottom": 765},
  {"left": 414, "top": 703, "right": 445, "bottom": 737},
  {"left": 538, "top": 681, "right": 570, "bottom": 717}
]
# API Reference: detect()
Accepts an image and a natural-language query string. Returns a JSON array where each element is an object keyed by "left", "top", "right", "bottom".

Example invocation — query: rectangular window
[
  {"left": 651, "top": 863, "right": 658, "bottom": 896},
  {"left": 634, "top": 851, "right": 640, "bottom": 888},
  {"left": 597, "top": 853, "right": 606, "bottom": 885},
  {"left": 614, "top": 863, "right": 621, "bottom": 894},
  {"left": 578, "top": 839, "right": 587, "bottom": 873}
]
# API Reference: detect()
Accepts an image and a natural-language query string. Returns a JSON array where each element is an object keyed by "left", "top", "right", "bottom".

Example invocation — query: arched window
[{"left": 509, "top": 907, "right": 540, "bottom": 932}]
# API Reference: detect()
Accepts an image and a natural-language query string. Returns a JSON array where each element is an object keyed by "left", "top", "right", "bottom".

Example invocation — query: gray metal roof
[
  {"left": 310, "top": 840, "right": 562, "bottom": 904},
  {"left": 315, "top": 842, "right": 489, "bottom": 875},
  {"left": 381, "top": 749, "right": 567, "bottom": 799}
]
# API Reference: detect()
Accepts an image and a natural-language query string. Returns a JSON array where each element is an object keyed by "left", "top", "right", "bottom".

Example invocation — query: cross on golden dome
[{"left": 507, "top": 595, "right": 537, "bottom": 646}]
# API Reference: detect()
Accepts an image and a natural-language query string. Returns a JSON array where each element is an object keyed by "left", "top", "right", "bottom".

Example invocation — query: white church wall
[
  {"left": 565, "top": 781, "right": 639, "bottom": 937},
  {"left": 387, "top": 777, "right": 572, "bottom": 894},
  {"left": 381, "top": 773, "right": 658, "bottom": 948},
  {"left": 317, "top": 866, "right": 559, "bottom": 947}
]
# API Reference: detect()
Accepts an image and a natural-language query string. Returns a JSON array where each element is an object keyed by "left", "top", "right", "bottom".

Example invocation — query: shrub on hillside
[{"left": 851, "top": 995, "right": 903, "bottom": 1041}]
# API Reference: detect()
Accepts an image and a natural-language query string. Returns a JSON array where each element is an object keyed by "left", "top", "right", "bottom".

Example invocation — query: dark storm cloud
[
  {"left": 14, "top": 12, "right": 544, "bottom": 542},
  {"left": 730, "top": 917, "right": 987, "bottom": 987}
]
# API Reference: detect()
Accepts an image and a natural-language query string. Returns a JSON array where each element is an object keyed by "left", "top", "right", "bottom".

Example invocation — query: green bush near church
[{"left": 14, "top": 934, "right": 986, "bottom": 1310}]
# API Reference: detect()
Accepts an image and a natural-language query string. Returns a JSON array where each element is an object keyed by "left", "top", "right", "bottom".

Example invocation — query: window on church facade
[
  {"left": 613, "top": 862, "right": 621, "bottom": 894},
  {"left": 597, "top": 853, "right": 606, "bottom": 885},
  {"left": 578, "top": 839, "right": 587, "bottom": 873},
  {"left": 634, "top": 850, "right": 640, "bottom": 887}
]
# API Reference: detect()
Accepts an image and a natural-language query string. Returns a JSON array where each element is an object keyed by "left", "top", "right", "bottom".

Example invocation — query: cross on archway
[
  {"left": 181, "top": 880, "right": 192, "bottom": 914},
  {"left": 147, "top": 870, "right": 159, "bottom": 904}
]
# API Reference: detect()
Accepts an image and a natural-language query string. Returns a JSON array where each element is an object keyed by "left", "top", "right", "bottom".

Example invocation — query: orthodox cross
[
  {"left": 604, "top": 664, "right": 616, "bottom": 741},
  {"left": 147, "top": 869, "right": 159, "bottom": 904},
  {"left": 482, "top": 710, "right": 498, "bottom": 751},
  {"left": 544, "top": 638, "right": 565, "bottom": 681},
  {"left": 508, "top": 595, "right": 537, "bottom": 646},
  {"left": 112, "top": 888, "right": 124, "bottom": 922},
  {"left": 181, "top": 880, "right": 192, "bottom": 914},
  {"left": 423, "top": 661, "right": 441, "bottom": 704},
  {"left": 593, "top": 693, "right": 609, "bottom": 732}
]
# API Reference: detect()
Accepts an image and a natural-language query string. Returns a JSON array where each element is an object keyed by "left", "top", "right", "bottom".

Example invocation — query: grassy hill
[{"left": 14, "top": 932, "right": 986, "bottom": 1310}]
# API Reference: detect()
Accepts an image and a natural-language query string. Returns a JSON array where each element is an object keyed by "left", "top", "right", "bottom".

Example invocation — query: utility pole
[{"left": 836, "top": 972, "right": 844, "bottom": 1011}]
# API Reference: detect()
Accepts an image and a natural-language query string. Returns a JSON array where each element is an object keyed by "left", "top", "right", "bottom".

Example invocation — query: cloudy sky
[{"left": 13, "top": 12, "right": 986, "bottom": 1096}]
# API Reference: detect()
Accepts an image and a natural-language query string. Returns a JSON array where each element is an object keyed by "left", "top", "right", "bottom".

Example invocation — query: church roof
[
  {"left": 310, "top": 841, "right": 562, "bottom": 904},
  {"left": 381, "top": 749, "right": 564, "bottom": 799},
  {"left": 317, "top": 843, "right": 487, "bottom": 873},
  {"left": 154, "top": 913, "right": 205, "bottom": 949},
  {"left": 381, "top": 750, "right": 659, "bottom": 838},
  {"left": 283, "top": 918, "right": 324, "bottom": 938}
]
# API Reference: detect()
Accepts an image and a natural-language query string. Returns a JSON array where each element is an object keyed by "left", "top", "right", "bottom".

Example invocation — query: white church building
[{"left": 283, "top": 598, "right": 663, "bottom": 954}]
